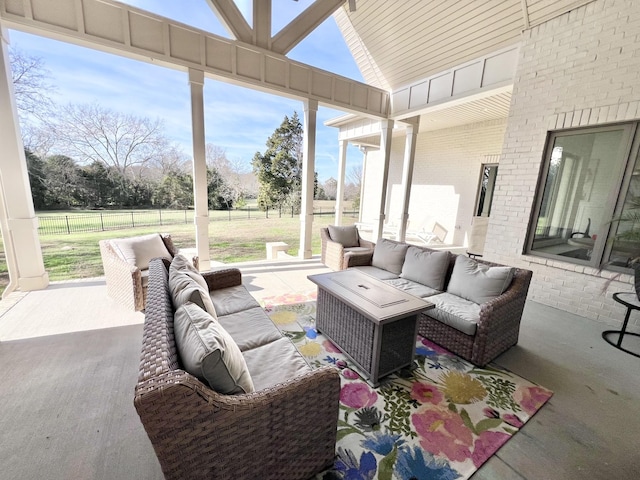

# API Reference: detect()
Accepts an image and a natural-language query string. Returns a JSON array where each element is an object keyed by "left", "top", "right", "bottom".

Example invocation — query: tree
[
  {"left": 206, "top": 143, "right": 249, "bottom": 208},
  {"left": 252, "top": 112, "right": 304, "bottom": 212},
  {"left": 153, "top": 170, "right": 193, "bottom": 209},
  {"left": 25, "top": 150, "right": 48, "bottom": 209},
  {"left": 43, "top": 155, "right": 84, "bottom": 208},
  {"left": 347, "top": 164, "right": 363, "bottom": 210},
  {"left": 9, "top": 47, "right": 56, "bottom": 120},
  {"left": 323, "top": 177, "right": 338, "bottom": 200},
  {"left": 50, "top": 103, "right": 168, "bottom": 180}
]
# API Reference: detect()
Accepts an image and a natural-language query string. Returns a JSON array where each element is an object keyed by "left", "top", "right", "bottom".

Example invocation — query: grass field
[{"left": 0, "top": 201, "right": 357, "bottom": 294}]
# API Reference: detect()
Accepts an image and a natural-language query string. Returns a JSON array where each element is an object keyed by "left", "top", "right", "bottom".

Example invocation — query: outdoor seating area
[
  {"left": 135, "top": 257, "right": 339, "bottom": 479},
  {"left": 4, "top": 1, "right": 640, "bottom": 479},
  {"left": 1, "top": 255, "right": 639, "bottom": 480},
  {"left": 328, "top": 233, "right": 532, "bottom": 366}
]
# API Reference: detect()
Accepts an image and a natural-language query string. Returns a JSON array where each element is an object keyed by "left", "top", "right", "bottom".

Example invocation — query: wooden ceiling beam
[
  {"left": 205, "top": 0, "right": 252, "bottom": 43},
  {"left": 271, "top": 0, "right": 345, "bottom": 55}
]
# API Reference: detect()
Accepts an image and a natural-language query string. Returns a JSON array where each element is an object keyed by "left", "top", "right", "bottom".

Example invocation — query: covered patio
[
  {"left": 0, "top": 256, "right": 639, "bottom": 479},
  {"left": 2, "top": 1, "right": 640, "bottom": 478}
]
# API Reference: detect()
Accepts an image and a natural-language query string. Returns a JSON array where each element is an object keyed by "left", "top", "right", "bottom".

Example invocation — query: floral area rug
[{"left": 262, "top": 293, "right": 553, "bottom": 480}]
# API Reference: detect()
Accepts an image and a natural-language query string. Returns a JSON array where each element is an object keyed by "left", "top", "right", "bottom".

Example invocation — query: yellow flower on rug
[
  {"left": 440, "top": 371, "right": 487, "bottom": 404},
  {"left": 269, "top": 310, "right": 298, "bottom": 325},
  {"left": 298, "top": 341, "right": 322, "bottom": 357}
]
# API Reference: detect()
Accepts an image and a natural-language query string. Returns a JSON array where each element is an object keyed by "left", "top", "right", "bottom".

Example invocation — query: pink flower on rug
[
  {"left": 483, "top": 407, "right": 500, "bottom": 419},
  {"left": 503, "top": 413, "right": 524, "bottom": 428},
  {"left": 515, "top": 385, "right": 551, "bottom": 416},
  {"left": 342, "top": 369, "right": 359, "bottom": 380},
  {"left": 471, "top": 430, "right": 511, "bottom": 467},
  {"left": 340, "top": 383, "right": 378, "bottom": 409},
  {"left": 323, "top": 339, "right": 341, "bottom": 353},
  {"left": 412, "top": 406, "right": 473, "bottom": 462},
  {"left": 410, "top": 382, "right": 443, "bottom": 405}
]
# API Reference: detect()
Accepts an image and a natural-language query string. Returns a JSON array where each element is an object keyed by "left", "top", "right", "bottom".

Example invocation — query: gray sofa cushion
[
  {"left": 385, "top": 277, "right": 441, "bottom": 298},
  {"left": 400, "top": 247, "right": 450, "bottom": 290},
  {"left": 209, "top": 284, "right": 261, "bottom": 316},
  {"left": 352, "top": 265, "right": 400, "bottom": 281},
  {"left": 328, "top": 225, "right": 359, "bottom": 247},
  {"left": 217, "top": 306, "right": 283, "bottom": 352},
  {"left": 371, "top": 238, "right": 409, "bottom": 275},
  {"left": 447, "top": 255, "right": 515, "bottom": 304},
  {"left": 169, "top": 255, "right": 217, "bottom": 317},
  {"left": 174, "top": 302, "right": 254, "bottom": 394},
  {"left": 425, "top": 292, "right": 480, "bottom": 336},
  {"left": 112, "top": 233, "right": 171, "bottom": 270},
  {"left": 242, "top": 336, "right": 312, "bottom": 391}
]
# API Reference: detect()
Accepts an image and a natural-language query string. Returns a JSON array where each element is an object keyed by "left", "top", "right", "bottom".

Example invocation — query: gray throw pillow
[
  {"left": 371, "top": 238, "right": 409, "bottom": 275},
  {"left": 328, "top": 225, "right": 360, "bottom": 248},
  {"left": 169, "top": 254, "right": 217, "bottom": 317},
  {"left": 400, "top": 247, "right": 450, "bottom": 290},
  {"left": 447, "top": 255, "right": 515, "bottom": 304},
  {"left": 174, "top": 302, "right": 255, "bottom": 394}
]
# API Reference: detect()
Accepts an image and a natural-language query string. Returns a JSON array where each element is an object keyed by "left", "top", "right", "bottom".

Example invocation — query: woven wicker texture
[
  {"left": 416, "top": 253, "right": 533, "bottom": 366},
  {"left": 346, "top": 239, "right": 533, "bottom": 367},
  {"left": 316, "top": 288, "right": 418, "bottom": 385},
  {"left": 320, "top": 227, "right": 375, "bottom": 271},
  {"left": 99, "top": 234, "right": 198, "bottom": 311},
  {"left": 134, "top": 259, "right": 341, "bottom": 480}
]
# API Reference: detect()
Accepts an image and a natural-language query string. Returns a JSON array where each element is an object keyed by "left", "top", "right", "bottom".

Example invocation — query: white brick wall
[
  {"left": 489, "top": 0, "right": 640, "bottom": 327},
  {"left": 362, "top": 119, "right": 507, "bottom": 244}
]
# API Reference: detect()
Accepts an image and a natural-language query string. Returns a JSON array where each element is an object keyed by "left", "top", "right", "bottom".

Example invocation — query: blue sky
[{"left": 8, "top": 0, "right": 364, "bottom": 182}]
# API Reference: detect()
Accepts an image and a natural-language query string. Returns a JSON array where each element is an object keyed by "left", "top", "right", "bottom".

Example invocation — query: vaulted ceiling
[{"left": 333, "top": 0, "right": 594, "bottom": 92}]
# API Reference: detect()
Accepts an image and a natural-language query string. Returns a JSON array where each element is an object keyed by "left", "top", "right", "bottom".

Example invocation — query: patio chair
[
  {"left": 99, "top": 233, "right": 198, "bottom": 311},
  {"left": 320, "top": 225, "right": 375, "bottom": 271},
  {"left": 408, "top": 221, "right": 448, "bottom": 245}
]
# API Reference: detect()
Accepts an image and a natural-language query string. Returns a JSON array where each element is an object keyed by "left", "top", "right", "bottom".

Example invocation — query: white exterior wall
[
  {"left": 487, "top": 0, "right": 640, "bottom": 327},
  {"left": 361, "top": 119, "right": 507, "bottom": 245}
]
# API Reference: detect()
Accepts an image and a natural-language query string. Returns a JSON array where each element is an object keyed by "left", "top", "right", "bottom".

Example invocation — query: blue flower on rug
[
  {"left": 334, "top": 448, "right": 377, "bottom": 480},
  {"left": 361, "top": 432, "right": 405, "bottom": 456},
  {"left": 395, "top": 446, "right": 460, "bottom": 480}
]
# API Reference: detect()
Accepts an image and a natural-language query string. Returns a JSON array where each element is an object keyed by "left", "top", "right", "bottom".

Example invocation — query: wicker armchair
[
  {"left": 99, "top": 233, "right": 198, "bottom": 311},
  {"left": 320, "top": 226, "right": 375, "bottom": 271},
  {"left": 135, "top": 258, "right": 340, "bottom": 480},
  {"left": 416, "top": 255, "right": 533, "bottom": 367}
]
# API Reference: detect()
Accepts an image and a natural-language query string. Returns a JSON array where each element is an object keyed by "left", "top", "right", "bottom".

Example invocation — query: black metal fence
[{"left": 37, "top": 207, "right": 359, "bottom": 235}]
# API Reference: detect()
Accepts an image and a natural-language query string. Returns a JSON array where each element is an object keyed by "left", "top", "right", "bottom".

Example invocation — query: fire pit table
[{"left": 308, "top": 269, "right": 433, "bottom": 386}]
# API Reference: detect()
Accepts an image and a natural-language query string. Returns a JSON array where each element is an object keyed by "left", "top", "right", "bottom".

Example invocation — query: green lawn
[{"left": 0, "top": 205, "right": 357, "bottom": 294}]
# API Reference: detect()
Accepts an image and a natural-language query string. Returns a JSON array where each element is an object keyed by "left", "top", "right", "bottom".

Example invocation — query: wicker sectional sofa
[
  {"left": 134, "top": 257, "right": 340, "bottom": 480},
  {"left": 345, "top": 238, "right": 533, "bottom": 366}
]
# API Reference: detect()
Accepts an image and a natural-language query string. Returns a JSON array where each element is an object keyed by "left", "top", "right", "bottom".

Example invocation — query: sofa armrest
[
  {"left": 135, "top": 366, "right": 340, "bottom": 479},
  {"left": 99, "top": 239, "right": 145, "bottom": 311},
  {"left": 358, "top": 238, "right": 375, "bottom": 250},
  {"left": 202, "top": 268, "right": 242, "bottom": 291},
  {"left": 324, "top": 239, "right": 346, "bottom": 271},
  {"left": 473, "top": 268, "right": 533, "bottom": 362},
  {"left": 345, "top": 250, "right": 374, "bottom": 268}
]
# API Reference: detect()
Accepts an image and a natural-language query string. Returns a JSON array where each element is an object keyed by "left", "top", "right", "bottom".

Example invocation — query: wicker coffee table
[{"left": 308, "top": 269, "right": 433, "bottom": 386}]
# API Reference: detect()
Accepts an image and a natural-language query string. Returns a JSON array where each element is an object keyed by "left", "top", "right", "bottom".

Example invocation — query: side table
[{"left": 603, "top": 292, "right": 640, "bottom": 358}]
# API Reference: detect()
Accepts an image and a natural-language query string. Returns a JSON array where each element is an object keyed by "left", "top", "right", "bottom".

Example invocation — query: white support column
[
  {"left": 334, "top": 139, "right": 348, "bottom": 226},
  {"left": 373, "top": 119, "right": 394, "bottom": 241},
  {"left": 0, "top": 27, "right": 48, "bottom": 297},
  {"left": 397, "top": 118, "right": 420, "bottom": 242},
  {"left": 299, "top": 99, "right": 318, "bottom": 259},
  {"left": 188, "top": 68, "right": 211, "bottom": 271}
]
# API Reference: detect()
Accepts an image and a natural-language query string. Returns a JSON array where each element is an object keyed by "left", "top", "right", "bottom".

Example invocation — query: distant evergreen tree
[
  {"left": 252, "top": 112, "right": 303, "bottom": 213},
  {"left": 25, "top": 149, "right": 48, "bottom": 209}
]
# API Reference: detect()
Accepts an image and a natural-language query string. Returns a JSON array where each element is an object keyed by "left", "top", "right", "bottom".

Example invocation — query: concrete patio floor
[{"left": 0, "top": 255, "right": 639, "bottom": 479}]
